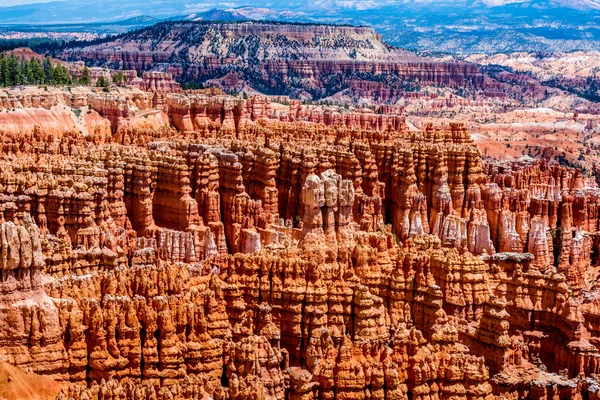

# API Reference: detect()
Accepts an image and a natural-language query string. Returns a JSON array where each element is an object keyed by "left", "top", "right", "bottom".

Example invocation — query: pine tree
[
  {"left": 79, "top": 66, "right": 91, "bottom": 85},
  {"left": 96, "top": 76, "right": 109, "bottom": 88},
  {"left": 52, "top": 64, "right": 72, "bottom": 85},
  {"left": 7, "top": 55, "right": 24, "bottom": 86},
  {"left": 0, "top": 56, "right": 76, "bottom": 87},
  {"left": 0, "top": 55, "right": 8, "bottom": 86},
  {"left": 24, "top": 59, "right": 34, "bottom": 84},
  {"left": 112, "top": 71, "right": 123, "bottom": 86},
  {"left": 62, "top": 65, "right": 73, "bottom": 84},
  {"left": 43, "top": 57, "right": 54, "bottom": 84},
  {"left": 30, "top": 58, "right": 45, "bottom": 84}
]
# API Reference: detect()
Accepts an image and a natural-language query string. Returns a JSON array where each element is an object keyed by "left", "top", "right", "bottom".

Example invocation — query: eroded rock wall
[{"left": 0, "top": 87, "right": 598, "bottom": 400}]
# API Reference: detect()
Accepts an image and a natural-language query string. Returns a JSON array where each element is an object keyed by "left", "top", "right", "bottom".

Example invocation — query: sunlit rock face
[
  {"left": 0, "top": 85, "right": 599, "bottom": 400},
  {"left": 55, "top": 21, "right": 484, "bottom": 100}
]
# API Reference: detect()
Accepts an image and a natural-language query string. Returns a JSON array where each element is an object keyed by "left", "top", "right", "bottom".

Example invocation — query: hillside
[
  {"left": 54, "top": 21, "right": 484, "bottom": 99},
  {"left": 0, "top": 361, "right": 66, "bottom": 400},
  {"left": 466, "top": 52, "right": 600, "bottom": 101}
]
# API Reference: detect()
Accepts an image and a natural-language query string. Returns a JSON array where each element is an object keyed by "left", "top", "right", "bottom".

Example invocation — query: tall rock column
[{"left": 300, "top": 174, "right": 326, "bottom": 262}]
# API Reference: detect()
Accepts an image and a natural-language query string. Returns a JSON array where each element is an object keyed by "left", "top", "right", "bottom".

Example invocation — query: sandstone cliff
[{"left": 54, "top": 21, "right": 484, "bottom": 100}]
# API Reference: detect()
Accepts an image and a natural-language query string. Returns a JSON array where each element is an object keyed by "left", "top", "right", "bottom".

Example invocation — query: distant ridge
[
  {"left": 3, "top": 1, "right": 600, "bottom": 53},
  {"left": 116, "top": 15, "right": 161, "bottom": 25},
  {"left": 167, "top": 9, "right": 250, "bottom": 22},
  {"left": 52, "top": 20, "right": 483, "bottom": 99}
]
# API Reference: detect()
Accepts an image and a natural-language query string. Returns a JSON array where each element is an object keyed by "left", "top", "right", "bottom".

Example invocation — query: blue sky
[
  {"left": 0, "top": 0, "right": 598, "bottom": 13},
  {"left": 0, "top": 0, "right": 58, "bottom": 5},
  {"left": 0, "top": 0, "right": 551, "bottom": 7}
]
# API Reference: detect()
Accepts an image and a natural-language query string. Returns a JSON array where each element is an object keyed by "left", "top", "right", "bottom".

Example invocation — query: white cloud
[
  {"left": 481, "top": 0, "right": 530, "bottom": 6},
  {"left": 553, "top": 0, "right": 600, "bottom": 9}
]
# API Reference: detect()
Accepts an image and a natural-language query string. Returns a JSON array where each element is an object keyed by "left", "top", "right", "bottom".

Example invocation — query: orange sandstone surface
[{"left": 0, "top": 85, "right": 600, "bottom": 400}]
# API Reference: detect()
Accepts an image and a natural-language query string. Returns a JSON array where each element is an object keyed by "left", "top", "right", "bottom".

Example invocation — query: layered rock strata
[
  {"left": 55, "top": 21, "right": 484, "bottom": 100},
  {"left": 0, "top": 87, "right": 598, "bottom": 400}
]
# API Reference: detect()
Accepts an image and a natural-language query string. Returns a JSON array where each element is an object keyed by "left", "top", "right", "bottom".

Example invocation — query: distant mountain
[
  {"left": 1, "top": 0, "right": 600, "bottom": 24},
  {"left": 169, "top": 9, "right": 249, "bottom": 22},
  {"left": 117, "top": 16, "right": 160, "bottom": 25},
  {"left": 2, "top": 0, "right": 600, "bottom": 53},
  {"left": 167, "top": 8, "right": 308, "bottom": 23}
]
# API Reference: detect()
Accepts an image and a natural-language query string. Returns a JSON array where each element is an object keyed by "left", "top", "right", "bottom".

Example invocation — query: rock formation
[
  {"left": 0, "top": 85, "right": 598, "bottom": 400},
  {"left": 55, "top": 21, "right": 484, "bottom": 100}
]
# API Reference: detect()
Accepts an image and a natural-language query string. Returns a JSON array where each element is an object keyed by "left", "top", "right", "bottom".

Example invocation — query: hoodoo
[
  {"left": 0, "top": 81, "right": 597, "bottom": 399},
  {"left": 0, "top": 11, "right": 599, "bottom": 400}
]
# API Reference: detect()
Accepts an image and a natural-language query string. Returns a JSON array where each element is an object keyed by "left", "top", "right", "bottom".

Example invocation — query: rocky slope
[
  {"left": 53, "top": 21, "right": 484, "bottom": 99},
  {"left": 0, "top": 361, "right": 66, "bottom": 400},
  {"left": 0, "top": 85, "right": 600, "bottom": 399},
  {"left": 466, "top": 52, "right": 600, "bottom": 102}
]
